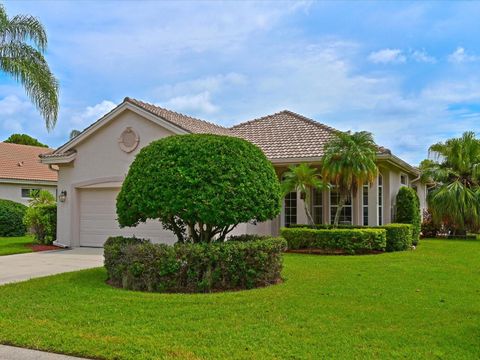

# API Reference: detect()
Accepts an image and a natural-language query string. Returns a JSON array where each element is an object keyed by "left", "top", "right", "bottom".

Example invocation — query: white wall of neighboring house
[{"left": 0, "top": 181, "right": 57, "bottom": 205}]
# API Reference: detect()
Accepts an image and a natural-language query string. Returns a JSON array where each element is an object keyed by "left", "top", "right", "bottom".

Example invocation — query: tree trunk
[
  {"left": 304, "top": 202, "right": 315, "bottom": 225},
  {"left": 333, "top": 194, "right": 347, "bottom": 228}
]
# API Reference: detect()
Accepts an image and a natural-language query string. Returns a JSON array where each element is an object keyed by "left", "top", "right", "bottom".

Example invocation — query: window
[
  {"left": 378, "top": 174, "right": 383, "bottom": 225},
  {"left": 362, "top": 184, "right": 369, "bottom": 226},
  {"left": 400, "top": 174, "right": 408, "bottom": 186},
  {"left": 284, "top": 191, "right": 297, "bottom": 227},
  {"left": 312, "top": 188, "right": 323, "bottom": 224},
  {"left": 21, "top": 188, "right": 39, "bottom": 198},
  {"left": 330, "top": 187, "right": 352, "bottom": 224}
]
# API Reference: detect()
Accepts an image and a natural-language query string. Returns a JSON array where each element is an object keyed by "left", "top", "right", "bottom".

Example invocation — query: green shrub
[
  {"left": 116, "top": 134, "right": 281, "bottom": 243},
  {"left": 288, "top": 224, "right": 359, "bottom": 230},
  {"left": 227, "top": 234, "right": 270, "bottom": 242},
  {"left": 104, "top": 236, "right": 287, "bottom": 293},
  {"left": 396, "top": 187, "right": 421, "bottom": 245},
  {"left": 0, "top": 199, "right": 27, "bottom": 236},
  {"left": 23, "top": 204, "right": 57, "bottom": 244},
  {"left": 280, "top": 227, "right": 386, "bottom": 254},
  {"left": 380, "top": 223, "right": 413, "bottom": 252}
]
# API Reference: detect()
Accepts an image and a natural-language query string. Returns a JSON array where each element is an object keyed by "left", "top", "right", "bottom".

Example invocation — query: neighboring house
[
  {"left": 0, "top": 142, "right": 57, "bottom": 205},
  {"left": 40, "top": 97, "right": 426, "bottom": 248}
]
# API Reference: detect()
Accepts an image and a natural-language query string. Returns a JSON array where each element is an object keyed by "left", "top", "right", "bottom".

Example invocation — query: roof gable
[
  {"left": 231, "top": 110, "right": 338, "bottom": 160},
  {"left": 0, "top": 142, "right": 57, "bottom": 182}
]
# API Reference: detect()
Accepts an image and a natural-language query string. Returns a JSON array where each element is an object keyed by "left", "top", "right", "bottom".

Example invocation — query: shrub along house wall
[
  {"left": 104, "top": 236, "right": 287, "bottom": 293},
  {"left": 283, "top": 223, "right": 412, "bottom": 253},
  {"left": 0, "top": 199, "right": 27, "bottom": 237}
]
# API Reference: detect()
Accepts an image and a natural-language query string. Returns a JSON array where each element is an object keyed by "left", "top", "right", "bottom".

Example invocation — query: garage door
[{"left": 79, "top": 188, "right": 176, "bottom": 247}]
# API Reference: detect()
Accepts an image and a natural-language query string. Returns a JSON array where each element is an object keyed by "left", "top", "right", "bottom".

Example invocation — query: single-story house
[
  {"left": 0, "top": 142, "right": 57, "bottom": 205},
  {"left": 40, "top": 97, "right": 426, "bottom": 248}
]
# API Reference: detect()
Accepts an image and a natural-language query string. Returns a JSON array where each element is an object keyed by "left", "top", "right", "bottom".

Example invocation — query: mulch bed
[
  {"left": 285, "top": 249, "right": 384, "bottom": 256},
  {"left": 26, "top": 244, "right": 62, "bottom": 252}
]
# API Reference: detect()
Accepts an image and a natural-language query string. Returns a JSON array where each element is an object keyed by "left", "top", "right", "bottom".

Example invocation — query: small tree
[
  {"left": 395, "top": 186, "right": 421, "bottom": 245},
  {"left": 117, "top": 134, "right": 282, "bottom": 243},
  {"left": 23, "top": 190, "right": 56, "bottom": 244},
  {"left": 321, "top": 131, "right": 378, "bottom": 227},
  {"left": 281, "top": 163, "right": 324, "bottom": 225},
  {"left": 4, "top": 133, "right": 48, "bottom": 147}
]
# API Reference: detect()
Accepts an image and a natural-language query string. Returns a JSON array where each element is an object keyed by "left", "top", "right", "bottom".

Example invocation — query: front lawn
[
  {"left": 0, "top": 236, "right": 34, "bottom": 256},
  {"left": 0, "top": 239, "right": 478, "bottom": 359}
]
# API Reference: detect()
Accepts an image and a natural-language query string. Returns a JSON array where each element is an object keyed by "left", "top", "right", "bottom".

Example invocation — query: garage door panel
[{"left": 79, "top": 188, "right": 176, "bottom": 247}]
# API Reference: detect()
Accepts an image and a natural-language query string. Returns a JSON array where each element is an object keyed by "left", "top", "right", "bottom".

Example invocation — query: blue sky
[{"left": 2, "top": 1, "right": 480, "bottom": 164}]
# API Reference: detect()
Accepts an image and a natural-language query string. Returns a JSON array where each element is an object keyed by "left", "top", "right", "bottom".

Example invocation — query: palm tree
[
  {"left": 28, "top": 189, "right": 55, "bottom": 206},
  {"left": 0, "top": 5, "right": 59, "bottom": 130},
  {"left": 281, "top": 163, "right": 324, "bottom": 225},
  {"left": 420, "top": 131, "right": 480, "bottom": 233},
  {"left": 321, "top": 131, "right": 378, "bottom": 227}
]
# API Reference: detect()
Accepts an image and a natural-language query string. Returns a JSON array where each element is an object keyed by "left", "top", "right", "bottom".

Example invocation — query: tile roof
[
  {"left": 0, "top": 142, "right": 57, "bottom": 182},
  {"left": 230, "top": 110, "right": 340, "bottom": 159},
  {"left": 125, "top": 98, "right": 232, "bottom": 136}
]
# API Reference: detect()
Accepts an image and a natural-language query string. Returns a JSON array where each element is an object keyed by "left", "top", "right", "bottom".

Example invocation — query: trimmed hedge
[
  {"left": 0, "top": 199, "right": 27, "bottom": 237},
  {"left": 381, "top": 224, "right": 413, "bottom": 252},
  {"left": 395, "top": 187, "right": 421, "bottom": 246},
  {"left": 23, "top": 204, "right": 57, "bottom": 244},
  {"left": 104, "top": 236, "right": 287, "bottom": 293},
  {"left": 280, "top": 227, "right": 387, "bottom": 254}
]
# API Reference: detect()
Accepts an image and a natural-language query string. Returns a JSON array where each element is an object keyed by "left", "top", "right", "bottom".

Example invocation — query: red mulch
[{"left": 26, "top": 244, "right": 62, "bottom": 252}]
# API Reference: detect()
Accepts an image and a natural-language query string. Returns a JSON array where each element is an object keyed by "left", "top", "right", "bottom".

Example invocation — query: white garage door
[{"left": 79, "top": 188, "right": 176, "bottom": 247}]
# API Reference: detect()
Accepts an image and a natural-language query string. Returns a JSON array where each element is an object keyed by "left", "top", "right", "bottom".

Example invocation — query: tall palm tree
[
  {"left": 420, "top": 131, "right": 480, "bottom": 233},
  {"left": 281, "top": 163, "right": 324, "bottom": 225},
  {"left": 0, "top": 5, "right": 59, "bottom": 130},
  {"left": 321, "top": 131, "right": 378, "bottom": 227}
]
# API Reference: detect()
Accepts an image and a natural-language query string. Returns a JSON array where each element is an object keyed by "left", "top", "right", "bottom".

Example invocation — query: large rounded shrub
[
  {"left": 104, "top": 236, "right": 287, "bottom": 293},
  {"left": 0, "top": 199, "right": 27, "bottom": 236},
  {"left": 117, "top": 134, "right": 282, "bottom": 243},
  {"left": 395, "top": 187, "right": 421, "bottom": 245}
]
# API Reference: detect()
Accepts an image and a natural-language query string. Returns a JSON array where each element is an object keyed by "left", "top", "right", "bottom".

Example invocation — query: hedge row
[
  {"left": 282, "top": 223, "right": 413, "bottom": 253},
  {"left": 0, "top": 199, "right": 27, "bottom": 237},
  {"left": 281, "top": 227, "right": 387, "bottom": 254},
  {"left": 104, "top": 236, "right": 287, "bottom": 293}
]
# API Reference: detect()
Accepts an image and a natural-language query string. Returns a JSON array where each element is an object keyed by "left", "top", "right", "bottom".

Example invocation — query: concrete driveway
[{"left": 0, "top": 248, "right": 104, "bottom": 286}]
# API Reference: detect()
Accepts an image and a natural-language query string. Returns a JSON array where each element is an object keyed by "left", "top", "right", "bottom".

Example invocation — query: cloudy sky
[{"left": 2, "top": 0, "right": 480, "bottom": 164}]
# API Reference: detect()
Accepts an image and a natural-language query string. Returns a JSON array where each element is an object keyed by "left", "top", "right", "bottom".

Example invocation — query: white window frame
[
  {"left": 311, "top": 188, "right": 323, "bottom": 224},
  {"left": 283, "top": 191, "right": 297, "bottom": 227},
  {"left": 329, "top": 187, "right": 353, "bottom": 225},
  {"left": 362, "top": 183, "right": 369, "bottom": 226},
  {"left": 400, "top": 173, "right": 408, "bottom": 186},
  {"left": 378, "top": 174, "right": 383, "bottom": 226}
]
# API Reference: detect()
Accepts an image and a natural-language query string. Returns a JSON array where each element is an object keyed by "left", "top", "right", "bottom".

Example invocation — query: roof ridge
[
  {"left": 231, "top": 109, "right": 338, "bottom": 134},
  {"left": 125, "top": 97, "right": 230, "bottom": 131},
  {"left": 0, "top": 142, "right": 53, "bottom": 151}
]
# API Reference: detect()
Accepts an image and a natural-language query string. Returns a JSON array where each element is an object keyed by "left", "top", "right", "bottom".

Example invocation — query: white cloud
[
  {"left": 448, "top": 47, "right": 479, "bottom": 63},
  {"left": 2, "top": 118, "right": 23, "bottom": 133},
  {"left": 0, "top": 95, "right": 31, "bottom": 116},
  {"left": 411, "top": 49, "right": 436, "bottom": 63},
  {"left": 71, "top": 100, "right": 116, "bottom": 127},
  {"left": 163, "top": 92, "right": 218, "bottom": 114},
  {"left": 368, "top": 48, "right": 406, "bottom": 64}
]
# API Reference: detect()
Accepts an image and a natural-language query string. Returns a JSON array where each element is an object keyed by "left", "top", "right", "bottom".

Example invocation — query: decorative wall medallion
[{"left": 118, "top": 127, "right": 140, "bottom": 153}]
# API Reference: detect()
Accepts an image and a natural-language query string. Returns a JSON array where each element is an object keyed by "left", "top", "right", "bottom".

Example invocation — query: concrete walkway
[
  {"left": 0, "top": 248, "right": 104, "bottom": 286},
  {"left": 0, "top": 345, "right": 90, "bottom": 359}
]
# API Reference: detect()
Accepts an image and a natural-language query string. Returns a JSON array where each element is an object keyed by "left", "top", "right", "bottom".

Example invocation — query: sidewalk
[{"left": 0, "top": 345, "right": 91, "bottom": 360}]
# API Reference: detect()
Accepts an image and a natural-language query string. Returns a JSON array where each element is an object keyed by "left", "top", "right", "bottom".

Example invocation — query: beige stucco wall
[
  {"left": 0, "top": 182, "right": 56, "bottom": 205},
  {"left": 56, "top": 109, "right": 176, "bottom": 247}
]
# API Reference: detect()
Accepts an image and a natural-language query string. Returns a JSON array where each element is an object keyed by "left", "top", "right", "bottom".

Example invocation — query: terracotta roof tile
[
  {"left": 125, "top": 98, "right": 232, "bottom": 136},
  {"left": 231, "top": 110, "right": 339, "bottom": 159},
  {"left": 0, "top": 142, "right": 57, "bottom": 182}
]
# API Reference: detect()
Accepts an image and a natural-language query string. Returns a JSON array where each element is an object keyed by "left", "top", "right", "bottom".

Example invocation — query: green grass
[
  {"left": 0, "top": 239, "right": 479, "bottom": 359},
  {"left": 0, "top": 236, "right": 34, "bottom": 256}
]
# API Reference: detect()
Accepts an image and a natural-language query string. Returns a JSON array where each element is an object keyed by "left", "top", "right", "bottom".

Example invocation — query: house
[
  {"left": 40, "top": 97, "right": 426, "bottom": 248},
  {"left": 0, "top": 142, "right": 57, "bottom": 205}
]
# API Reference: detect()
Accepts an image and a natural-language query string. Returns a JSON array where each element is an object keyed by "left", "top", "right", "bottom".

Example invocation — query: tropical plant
[
  {"left": 116, "top": 134, "right": 282, "bottom": 243},
  {"left": 0, "top": 5, "right": 59, "bottom": 129},
  {"left": 69, "top": 129, "right": 81, "bottom": 139},
  {"left": 281, "top": 163, "right": 324, "bottom": 225},
  {"left": 4, "top": 133, "right": 48, "bottom": 147},
  {"left": 28, "top": 189, "right": 55, "bottom": 206},
  {"left": 420, "top": 131, "right": 480, "bottom": 233},
  {"left": 321, "top": 131, "right": 378, "bottom": 227}
]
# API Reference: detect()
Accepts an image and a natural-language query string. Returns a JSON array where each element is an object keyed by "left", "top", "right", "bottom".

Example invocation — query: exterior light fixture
[{"left": 59, "top": 190, "right": 67, "bottom": 202}]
